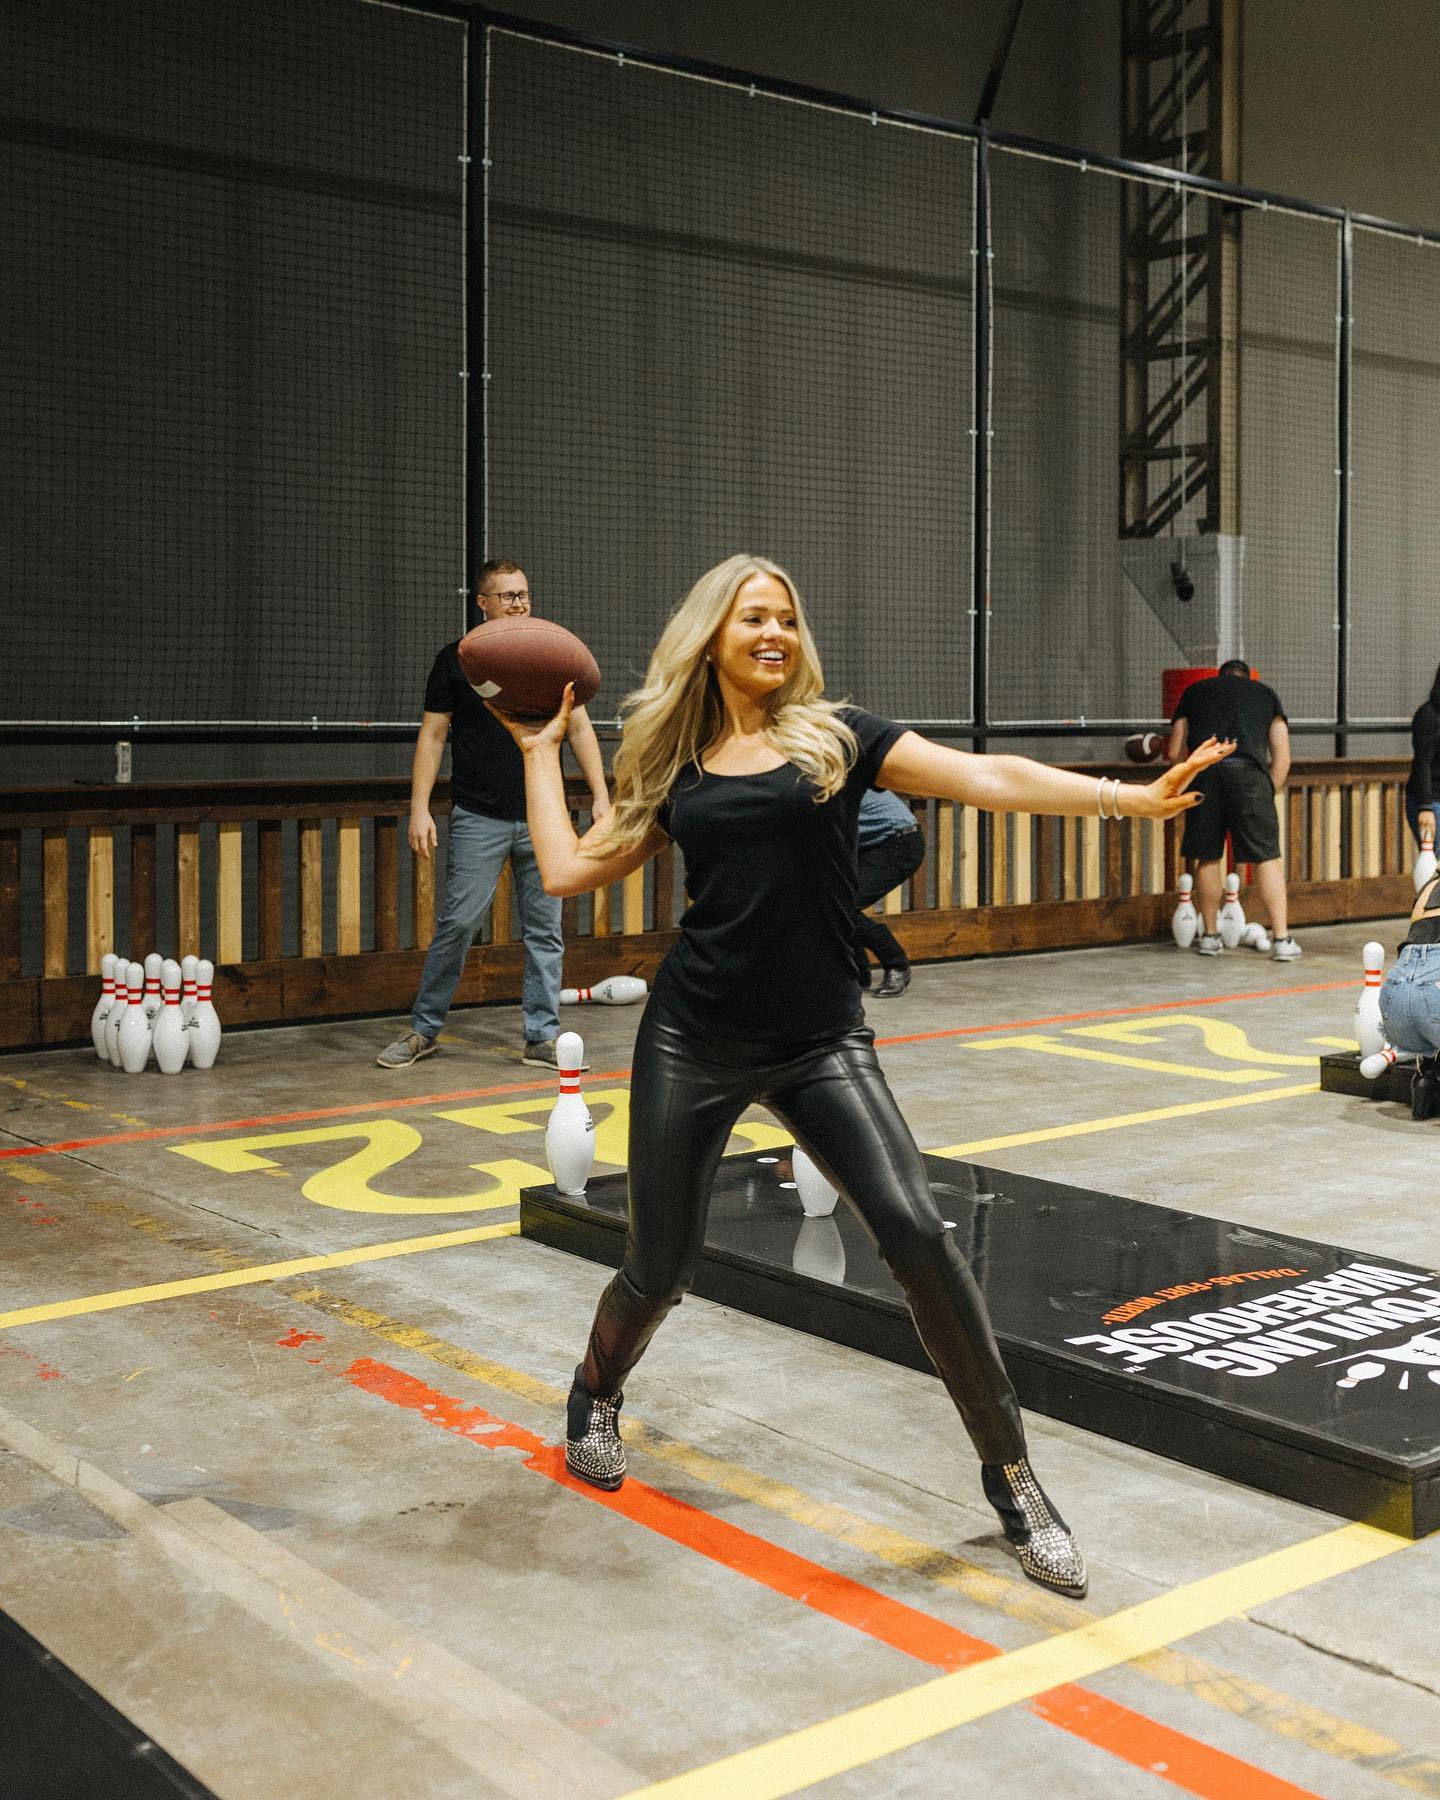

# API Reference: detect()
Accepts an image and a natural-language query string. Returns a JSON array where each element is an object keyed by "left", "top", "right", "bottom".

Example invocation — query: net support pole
[
  {"left": 1335, "top": 215, "right": 1353, "bottom": 758},
  {"left": 972, "top": 125, "right": 993, "bottom": 897},
  {"left": 464, "top": 20, "right": 488, "bottom": 635}
]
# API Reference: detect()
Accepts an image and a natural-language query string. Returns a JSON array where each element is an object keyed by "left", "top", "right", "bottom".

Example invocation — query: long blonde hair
[{"left": 592, "top": 555, "right": 857, "bottom": 856}]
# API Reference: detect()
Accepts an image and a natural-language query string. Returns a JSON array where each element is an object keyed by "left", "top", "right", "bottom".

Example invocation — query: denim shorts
[{"left": 1378, "top": 943, "right": 1440, "bottom": 1056}]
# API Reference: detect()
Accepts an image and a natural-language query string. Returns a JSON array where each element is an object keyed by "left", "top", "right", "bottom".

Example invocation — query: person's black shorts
[{"left": 1180, "top": 758, "right": 1281, "bottom": 863}]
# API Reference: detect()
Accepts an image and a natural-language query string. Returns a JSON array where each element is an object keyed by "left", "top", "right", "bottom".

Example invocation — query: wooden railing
[{"left": 0, "top": 758, "right": 1414, "bottom": 1050}]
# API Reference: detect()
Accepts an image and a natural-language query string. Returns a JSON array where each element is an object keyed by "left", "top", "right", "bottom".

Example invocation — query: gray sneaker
[
  {"left": 1271, "top": 936, "right": 1302, "bottom": 962},
  {"left": 376, "top": 1031, "right": 438, "bottom": 1068},
  {"left": 1195, "top": 933, "right": 1223, "bottom": 956},
  {"left": 522, "top": 1038, "right": 590, "bottom": 1071}
]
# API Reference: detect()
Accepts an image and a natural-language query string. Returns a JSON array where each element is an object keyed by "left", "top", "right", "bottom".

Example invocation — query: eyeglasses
[{"left": 480, "top": 589, "right": 531, "bottom": 609}]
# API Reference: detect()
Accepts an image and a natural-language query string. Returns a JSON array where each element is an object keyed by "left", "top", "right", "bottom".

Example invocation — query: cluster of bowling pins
[
  {"left": 559, "top": 975, "right": 647, "bottom": 1006},
  {"left": 541, "top": 1028, "right": 840, "bottom": 1223},
  {"left": 91, "top": 952, "right": 222, "bottom": 1074},
  {"left": 1171, "top": 871, "right": 1271, "bottom": 952}
]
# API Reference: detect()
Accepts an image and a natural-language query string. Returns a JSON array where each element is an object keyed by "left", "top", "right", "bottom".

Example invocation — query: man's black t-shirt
[
  {"left": 1408, "top": 703, "right": 1440, "bottom": 808},
  {"left": 650, "top": 708, "right": 908, "bottom": 1041},
  {"left": 424, "top": 640, "right": 526, "bottom": 820},
  {"left": 1172, "top": 673, "right": 1285, "bottom": 773}
]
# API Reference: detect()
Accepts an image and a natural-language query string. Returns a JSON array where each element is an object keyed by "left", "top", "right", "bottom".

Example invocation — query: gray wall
[{"left": 1243, "top": 0, "right": 1440, "bottom": 231}]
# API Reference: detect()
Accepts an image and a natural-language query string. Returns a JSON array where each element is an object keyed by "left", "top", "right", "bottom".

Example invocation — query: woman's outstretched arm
[
  {"left": 489, "top": 686, "right": 666, "bottom": 897},
  {"left": 877, "top": 731, "right": 1232, "bottom": 819}
]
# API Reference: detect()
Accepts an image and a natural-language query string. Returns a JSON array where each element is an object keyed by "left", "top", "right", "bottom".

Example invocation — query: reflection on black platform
[{"left": 521, "top": 1149, "right": 1440, "bottom": 1536}]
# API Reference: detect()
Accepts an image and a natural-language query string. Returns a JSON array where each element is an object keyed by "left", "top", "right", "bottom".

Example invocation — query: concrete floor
[{"left": 2, "top": 919, "right": 1439, "bottom": 1798}]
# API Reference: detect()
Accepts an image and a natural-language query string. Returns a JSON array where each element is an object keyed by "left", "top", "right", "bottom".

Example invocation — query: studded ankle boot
[
  {"left": 565, "top": 1367, "right": 626, "bottom": 1491},
  {"left": 981, "top": 1458, "right": 1087, "bottom": 1598}
]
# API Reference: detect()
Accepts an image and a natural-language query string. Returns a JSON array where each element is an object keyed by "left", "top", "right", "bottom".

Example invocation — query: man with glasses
[{"left": 376, "top": 560, "right": 611, "bottom": 1070}]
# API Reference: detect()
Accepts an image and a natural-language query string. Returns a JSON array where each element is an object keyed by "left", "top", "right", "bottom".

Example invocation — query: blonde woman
[{"left": 492, "top": 554, "right": 1230, "bottom": 1598}]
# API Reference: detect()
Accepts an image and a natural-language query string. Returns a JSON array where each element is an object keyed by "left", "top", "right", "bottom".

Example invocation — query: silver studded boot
[
  {"left": 565, "top": 1368, "right": 626, "bottom": 1491},
  {"left": 981, "top": 1458, "right": 1087, "bottom": 1598}
]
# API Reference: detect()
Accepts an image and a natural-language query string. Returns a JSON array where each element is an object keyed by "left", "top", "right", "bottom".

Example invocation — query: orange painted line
[
  {"left": 1029, "top": 1685, "right": 1314, "bottom": 1800},
  {"left": 0, "top": 1071, "right": 632, "bottom": 1162},
  {"left": 2, "top": 978, "right": 1351, "bottom": 1161},
  {"left": 346, "top": 1357, "right": 1318, "bottom": 1800}
]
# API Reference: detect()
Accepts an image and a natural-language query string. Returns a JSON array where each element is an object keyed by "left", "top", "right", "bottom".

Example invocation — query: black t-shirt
[
  {"left": 423, "top": 640, "right": 526, "bottom": 820},
  {"left": 651, "top": 708, "right": 908, "bottom": 1041},
  {"left": 1403, "top": 875, "right": 1440, "bottom": 948},
  {"left": 1172, "top": 673, "right": 1286, "bottom": 773},
  {"left": 1408, "top": 703, "right": 1440, "bottom": 808}
]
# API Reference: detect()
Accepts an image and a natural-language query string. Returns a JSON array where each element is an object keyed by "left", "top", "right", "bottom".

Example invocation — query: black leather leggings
[{"left": 580, "top": 1005, "right": 1026, "bottom": 1465}]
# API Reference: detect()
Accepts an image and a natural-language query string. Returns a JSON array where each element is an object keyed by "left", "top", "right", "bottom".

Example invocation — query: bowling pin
[
  {"left": 1354, "top": 941, "right": 1386, "bottom": 1060},
  {"left": 188, "top": 959, "right": 222, "bottom": 1070},
  {"left": 1217, "top": 872, "right": 1247, "bottom": 950},
  {"left": 559, "top": 975, "right": 648, "bottom": 1006},
  {"left": 180, "top": 954, "right": 199, "bottom": 1025},
  {"left": 106, "top": 964, "right": 130, "bottom": 1067},
  {"left": 545, "top": 1031, "right": 594, "bottom": 1195},
  {"left": 1359, "top": 1044, "right": 1417, "bottom": 1080},
  {"left": 152, "top": 959, "right": 189, "bottom": 1074},
  {"left": 1170, "top": 874, "right": 1198, "bottom": 948},
  {"left": 1239, "top": 922, "right": 1273, "bottom": 953},
  {"left": 1415, "top": 823, "right": 1438, "bottom": 893},
  {"left": 141, "top": 952, "right": 163, "bottom": 1024},
  {"left": 91, "top": 953, "right": 118, "bottom": 1058},
  {"left": 790, "top": 1146, "right": 839, "bottom": 1218},
  {"left": 117, "top": 962, "right": 153, "bottom": 1073},
  {"left": 791, "top": 1217, "right": 847, "bottom": 1284}
]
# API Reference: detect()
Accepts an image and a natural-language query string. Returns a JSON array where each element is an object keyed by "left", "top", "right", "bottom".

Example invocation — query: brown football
[{"left": 457, "top": 617, "right": 601, "bottom": 719}]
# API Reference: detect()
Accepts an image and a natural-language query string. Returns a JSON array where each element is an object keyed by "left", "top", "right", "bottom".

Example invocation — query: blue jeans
[
  {"left": 1379, "top": 943, "right": 1440, "bottom": 1057},
  {"left": 411, "top": 807, "right": 562, "bottom": 1044}
]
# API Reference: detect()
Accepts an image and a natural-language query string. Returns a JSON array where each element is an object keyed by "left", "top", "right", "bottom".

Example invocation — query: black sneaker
[
  {"left": 875, "top": 966, "right": 911, "bottom": 998},
  {"left": 565, "top": 1369, "right": 626, "bottom": 1490}
]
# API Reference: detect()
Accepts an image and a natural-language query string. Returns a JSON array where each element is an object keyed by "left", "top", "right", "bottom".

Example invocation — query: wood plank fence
[{"left": 0, "top": 759, "right": 1415, "bottom": 1050}]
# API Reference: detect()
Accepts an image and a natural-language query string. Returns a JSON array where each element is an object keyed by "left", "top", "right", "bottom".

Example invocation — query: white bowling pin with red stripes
[
  {"left": 188, "top": 959, "right": 222, "bottom": 1069},
  {"left": 152, "top": 959, "right": 189, "bottom": 1074},
  {"left": 1354, "top": 942, "right": 1386, "bottom": 1060},
  {"left": 545, "top": 1032, "right": 594, "bottom": 1195},
  {"left": 92, "top": 953, "right": 118, "bottom": 1058},
  {"left": 117, "top": 962, "right": 153, "bottom": 1073},
  {"left": 559, "top": 975, "right": 648, "bottom": 1005}
]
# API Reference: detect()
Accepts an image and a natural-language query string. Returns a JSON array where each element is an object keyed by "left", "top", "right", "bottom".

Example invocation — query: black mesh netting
[
  {"left": 485, "top": 31, "right": 974, "bottom": 723},
  {"left": 1350, "top": 227, "right": 1440, "bottom": 725},
  {"left": 2, "top": 0, "right": 464, "bottom": 727}
]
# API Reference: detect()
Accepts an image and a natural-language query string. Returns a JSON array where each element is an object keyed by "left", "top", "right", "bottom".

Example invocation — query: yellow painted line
[
  {"left": 625, "top": 1522, "right": 1408, "bottom": 1800},
  {"left": 967, "top": 1033, "right": 1283, "bottom": 1084},
  {"left": 933, "top": 1080, "right": 1318, "bottom": 1159},
  {"left": 0, "top": 1221, "right": 520, "bottom": 1332}
]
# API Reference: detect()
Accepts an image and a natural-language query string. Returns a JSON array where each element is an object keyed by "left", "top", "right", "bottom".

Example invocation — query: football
[{"left": 457, "top": 617, "right": 601, "bottom": 719}]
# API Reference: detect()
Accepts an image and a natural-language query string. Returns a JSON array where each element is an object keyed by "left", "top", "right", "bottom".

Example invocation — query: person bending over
[
  {"left": 854, "top": 786, "right": 925, "bottom": 997},
  {"left": 492, "top": 554, "right": 1227, "bottom": 1598},
  {"left": 1379, "top": 868, "right": 1440, "bottom": 1119},
  {"left": 1167, "top": 659, "right": 1298, "bottom": 960}
]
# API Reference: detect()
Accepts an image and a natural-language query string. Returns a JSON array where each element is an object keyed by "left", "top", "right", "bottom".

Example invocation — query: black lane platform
[
  {"left": 1321, "top": 1050, "right": 1431, "bottom": 1106},
  {"left": 0, "top": 1606, "right": 213, "bottom": 1799},
  {"left": 521, "top": 1152, "right": 1440, "bottom": 1536}
]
